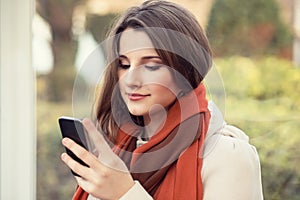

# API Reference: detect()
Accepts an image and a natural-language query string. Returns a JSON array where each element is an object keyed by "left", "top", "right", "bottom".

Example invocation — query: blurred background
[{"left": 33, "top": 0, "right": 300, "bottom": 199}]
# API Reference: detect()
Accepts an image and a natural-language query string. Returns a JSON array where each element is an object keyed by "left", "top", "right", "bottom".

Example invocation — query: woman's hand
[{"left": 61, "top": 118, "right": 134, "bottom": 200}]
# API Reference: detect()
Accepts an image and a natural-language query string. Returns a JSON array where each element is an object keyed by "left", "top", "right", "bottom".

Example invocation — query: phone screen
[{"left": 58, "top": 116, "right": 90, "bottom": 176}]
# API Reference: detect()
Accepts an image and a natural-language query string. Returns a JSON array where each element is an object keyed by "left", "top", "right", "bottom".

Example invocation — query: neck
[{"left": 143, "top": 105, "right": 168, "bottom": 138}]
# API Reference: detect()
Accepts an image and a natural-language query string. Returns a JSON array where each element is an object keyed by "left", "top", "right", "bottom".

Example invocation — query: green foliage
[
  {"left": 207, "top": 0, "right": 292, "bottom": 56},
  {"left": 235, "top": 118, "right": 300, "bottom": 200},
  {"left": 41, "top": 39, "right": 77, "bottom": 102},
  {"left": 215, "top": 56, "right": 300, "bottom": 109},
  {"left": 214, "top": 56, "right": 300, "bottom": 200},
  {"left": 37, "top": 101, "right": 76, "bottom": 200}
]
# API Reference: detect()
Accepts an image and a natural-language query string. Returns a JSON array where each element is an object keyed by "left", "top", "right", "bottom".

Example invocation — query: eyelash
[
  {"left": 119, "top": 63, "right": 162, "bottom": 71},
  {"left": 144, "top": 65, "right": 161, "bottom": 71},
  {"left": 119, "top": 63, "right": 130, "bottom": 69}
]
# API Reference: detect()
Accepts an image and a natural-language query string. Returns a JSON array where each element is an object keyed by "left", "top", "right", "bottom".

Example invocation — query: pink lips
[{"left": 127, "top": 93, "right": 150, "bottom": 101}]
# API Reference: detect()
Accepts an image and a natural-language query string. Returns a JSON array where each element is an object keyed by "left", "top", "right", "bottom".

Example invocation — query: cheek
[
  {"left": 118, "top": 69, "right": 126, "bottom": 85},
  {"left": 118, "top": 69, "right": 126, "bottom": 80},
  {"left": 151, "top": 73, "right": 180, "bottom": 94},
  {"left": 159, "top": 69, "right": 179, "bottom": 90},
  {"left": 117, "top": 71, "right": 126, "bottom": 98},
  {"left": 152, "top": 85, "right": 177, "bottom": 106}
]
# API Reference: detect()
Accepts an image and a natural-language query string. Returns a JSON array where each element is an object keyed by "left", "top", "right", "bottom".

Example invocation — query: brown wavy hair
[{"left": 94, "top": 0, "right": 212, "bottom": 142}]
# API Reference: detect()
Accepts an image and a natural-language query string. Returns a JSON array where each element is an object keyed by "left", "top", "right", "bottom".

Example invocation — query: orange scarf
[{"left": 72, "top": 84, "right": 210, "bottom": 200}]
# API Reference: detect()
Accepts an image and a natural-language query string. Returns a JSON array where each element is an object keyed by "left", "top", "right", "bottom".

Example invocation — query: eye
[
  {"left": 144, "top": 65, "right": 162, "bottom": 71},
  {"left": 119, "top": 63, "right": 130, "bottom": 69}
]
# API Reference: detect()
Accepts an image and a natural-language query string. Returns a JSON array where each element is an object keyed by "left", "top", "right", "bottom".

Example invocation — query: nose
[{"left": 123, "top": 65, "right": 143, "bottom": 89}]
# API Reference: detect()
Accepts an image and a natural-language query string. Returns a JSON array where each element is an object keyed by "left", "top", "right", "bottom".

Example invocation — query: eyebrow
[{"left": 119, "top": 55, "right": 162, "bottom": 61}]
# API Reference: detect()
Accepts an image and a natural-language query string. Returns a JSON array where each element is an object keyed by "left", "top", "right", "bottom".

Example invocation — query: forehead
[{"left": 119, "top": 28, "right": 155, "bottom": 55}]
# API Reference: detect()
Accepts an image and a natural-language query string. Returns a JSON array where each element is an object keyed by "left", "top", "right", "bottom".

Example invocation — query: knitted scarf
[{"left": 72, "top": 83, "right": 210, "bottom": 200}]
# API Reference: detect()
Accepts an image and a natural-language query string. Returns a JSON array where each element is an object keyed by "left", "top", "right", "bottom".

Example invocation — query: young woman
[{"left": 61, "top": 1, "right": 264, "bottom": 199}]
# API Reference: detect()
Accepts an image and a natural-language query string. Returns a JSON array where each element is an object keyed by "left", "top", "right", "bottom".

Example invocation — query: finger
[
  {"left": 61, "top": 152, "right": 91, "bottom": 178},
  {"left": 62, "top": 137, "right": 98, "bottom": 168},
  {"left": 82, "top": 118, "right": 128, "bottom": 172},
  {"left": 74, "top": 176, "right": 95, "bottom": 196},
  {"left": 82, "top": 118, "right": 114, "bottom": 157}
]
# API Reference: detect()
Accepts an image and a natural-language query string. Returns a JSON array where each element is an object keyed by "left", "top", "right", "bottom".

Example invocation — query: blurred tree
[
  {"left": 86, "top": 13, "right": 118, "bottom": 43},
  {"left": 36, "top": 0, "right": 81, "bottom": 102},
  {"left": 207, "top": 0, "right": 293, "bottom": 57}
]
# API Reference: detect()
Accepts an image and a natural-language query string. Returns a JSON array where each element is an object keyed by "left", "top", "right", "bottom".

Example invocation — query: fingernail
[
  {"left": 61, "top": 153, "right": 67, "bottom": 160},
  {"left": 62, "top": 137, "right": 69, "bottom": 145},
  {"left": 82, "top": 118, "right": 89, "bottom": 126}
]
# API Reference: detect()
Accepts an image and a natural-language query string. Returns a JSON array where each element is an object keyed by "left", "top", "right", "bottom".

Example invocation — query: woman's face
[{"left": 117, "top": 28, "right": 180, "bottom": 120}]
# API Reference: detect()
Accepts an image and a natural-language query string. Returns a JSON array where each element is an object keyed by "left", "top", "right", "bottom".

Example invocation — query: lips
[{"left": 127, "top": 93, "right": 150, "bottom": 101}]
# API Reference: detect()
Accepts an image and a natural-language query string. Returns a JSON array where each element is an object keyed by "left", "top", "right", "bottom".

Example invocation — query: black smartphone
[{"left": 58, "top": 116, "right": 90, "bottom": 176}]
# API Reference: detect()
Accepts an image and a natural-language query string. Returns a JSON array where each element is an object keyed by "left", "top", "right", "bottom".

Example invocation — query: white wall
[{"left": 0, "top": 0, "right": 36, "bottom": 199}]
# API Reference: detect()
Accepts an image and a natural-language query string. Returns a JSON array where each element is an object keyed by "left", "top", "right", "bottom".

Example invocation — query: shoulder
[
  {"left": 203, "top": 124, "right": 260, "bottom": 170},
  {"left": 201, "top": 124, "right": 263, "bottom": 200},
  {"left": 204, "top": 101, "right": 260, "bottom": 169}
]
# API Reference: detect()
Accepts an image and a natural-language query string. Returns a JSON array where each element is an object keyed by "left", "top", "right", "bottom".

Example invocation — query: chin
[{"left": 128, "top": 108, "right": 147, "bottom": 117}]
